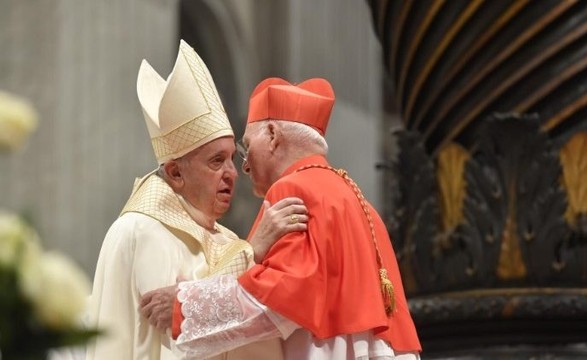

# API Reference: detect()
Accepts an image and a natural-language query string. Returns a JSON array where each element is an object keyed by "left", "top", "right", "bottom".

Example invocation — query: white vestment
[{"left": 85, "top": 173, "right": 283, "bottom": 360}]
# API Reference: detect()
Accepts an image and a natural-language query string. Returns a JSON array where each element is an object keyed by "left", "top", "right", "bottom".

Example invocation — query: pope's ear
[{"left": 162, "top": 160, "right": 183, "bottom": 190}]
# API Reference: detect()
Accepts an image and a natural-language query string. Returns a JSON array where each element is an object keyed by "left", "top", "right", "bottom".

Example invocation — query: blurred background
[
  {"left": 0, "top": 0, "right": 391, "bottom": 276},
  {"left": 4, "top": 0, "right": 587, "bottom": 358}
]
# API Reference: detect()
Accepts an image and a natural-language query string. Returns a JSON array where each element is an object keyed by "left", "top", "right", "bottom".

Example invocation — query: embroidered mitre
[{"left": 137, "top": 39, "right": 233, "bottom": 164}]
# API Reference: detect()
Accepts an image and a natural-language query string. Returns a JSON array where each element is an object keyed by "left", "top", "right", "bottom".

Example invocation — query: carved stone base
[{"left": 410, "top": 288, "right": 587, "bottom": 359}]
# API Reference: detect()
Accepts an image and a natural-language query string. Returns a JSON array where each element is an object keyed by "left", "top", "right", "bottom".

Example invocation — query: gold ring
[{"left": 289, "top": 214, "right": 299, "bottom": 224}]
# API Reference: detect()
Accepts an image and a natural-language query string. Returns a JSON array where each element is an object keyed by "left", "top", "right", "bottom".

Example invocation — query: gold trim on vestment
[{"left": 120, "top": 173, "right": 252, "bottom": 277}]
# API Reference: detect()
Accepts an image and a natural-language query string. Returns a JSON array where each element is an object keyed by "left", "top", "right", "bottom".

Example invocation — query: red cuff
[{"left": 171, "top": 297, "right": 183, "bottom": 340}]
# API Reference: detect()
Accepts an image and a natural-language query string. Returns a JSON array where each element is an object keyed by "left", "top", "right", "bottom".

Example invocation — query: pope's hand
[
  {"left": 249, "top": 197, "right": 308, "bottom": 263},
  {"left": 140, "top": 284, "right": 177, "bottom": 333}
]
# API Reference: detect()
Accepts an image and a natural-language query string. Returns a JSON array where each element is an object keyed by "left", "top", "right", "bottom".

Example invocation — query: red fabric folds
[{"left": 239, "top": 155, "right": 421, "bottom": 352}]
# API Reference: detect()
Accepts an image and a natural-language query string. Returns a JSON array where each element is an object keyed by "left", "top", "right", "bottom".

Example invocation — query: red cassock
[{"left": 239, "top": 155, "right": 421, "bottom": 352}]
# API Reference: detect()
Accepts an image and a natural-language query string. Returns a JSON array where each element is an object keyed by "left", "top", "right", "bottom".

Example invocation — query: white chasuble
[{"left": 85, "top": 173, "right": 283, "bottom": 360}]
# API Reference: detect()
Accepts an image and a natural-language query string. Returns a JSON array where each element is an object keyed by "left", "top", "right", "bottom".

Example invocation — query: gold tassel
[{"left": 379, "top": 268, "right": 395, "bottom": 316}]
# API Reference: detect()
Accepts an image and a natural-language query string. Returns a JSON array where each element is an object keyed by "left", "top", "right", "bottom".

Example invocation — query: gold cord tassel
[
  {"left": 296, "top": 165, "right": 397, "bottom": 317},
  {"left": 379, "top": 268, "right": 395, "bottom": 316}
]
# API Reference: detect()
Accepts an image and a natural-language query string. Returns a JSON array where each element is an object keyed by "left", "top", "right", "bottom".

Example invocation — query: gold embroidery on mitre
[
  {"left": 138, "top": 40, "right": 233, "bottom": 164},
  {"left": 120, "top": 173, "right": 251, "bottom": 276},
  {"left": 151, "top": 42, "right": 233, "bottom": 163}
]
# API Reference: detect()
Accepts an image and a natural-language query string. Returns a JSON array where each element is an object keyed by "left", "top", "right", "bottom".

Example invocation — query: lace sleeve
[{"left": 173, "top": 275, "right": 281, "bottom": 359}]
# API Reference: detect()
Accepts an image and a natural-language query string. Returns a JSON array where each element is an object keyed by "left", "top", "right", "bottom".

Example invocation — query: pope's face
[
  {"left": 178, "top": 137, "right": 238, "bottom": 219},
  {"left": 241, "top": 123, "right": 274, "bottom": 197}
]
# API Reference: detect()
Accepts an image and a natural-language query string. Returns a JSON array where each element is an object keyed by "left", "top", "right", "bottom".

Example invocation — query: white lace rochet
[
  {"left": 174, "top": 275, "right": 280, "bottom": 359},
  {"left": 173, "top": 275, "right": 420, "bottom": 360}
]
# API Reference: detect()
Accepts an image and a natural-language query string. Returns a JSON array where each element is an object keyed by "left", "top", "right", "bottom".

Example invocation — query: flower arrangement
[
  {"left": 0, "top": 91, "right": 38, "bottom": 151},
  {"left": 0, "top": 91, "right": 99, "bottom": 359}
]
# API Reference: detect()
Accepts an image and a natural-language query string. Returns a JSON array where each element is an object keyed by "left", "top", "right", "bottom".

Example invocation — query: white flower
[
  {"left": 0, "top": 90, "right": 38, "bottom": 151},
  {"left": 0, "top": 210, "right": 39, "bottom": 267},
  {"left": 19, "top": 251, "right": 91, "bottom": 329}
]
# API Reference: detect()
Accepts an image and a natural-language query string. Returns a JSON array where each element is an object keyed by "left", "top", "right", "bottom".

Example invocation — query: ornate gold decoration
[
  {"left": 397, "top": 0, "right": 445, "bottom": 111},
  {"left": 407, "top": 0, "right": 485, "bottom": 127},
  {"left": 437, "top": 143, "right": 470, "bottom": 234},
  {"left": 560, "top": 131, "right": 587, "bottom": 230},
  {"left": 497, "top": 216, "right": 527, "bottom": 280}
]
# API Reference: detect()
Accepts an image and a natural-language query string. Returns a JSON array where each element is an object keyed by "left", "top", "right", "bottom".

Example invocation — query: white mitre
[{"left": 137, "top": 39, "right": 233, "bottom": 164}]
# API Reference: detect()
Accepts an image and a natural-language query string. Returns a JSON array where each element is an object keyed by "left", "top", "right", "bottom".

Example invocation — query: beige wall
[
  {"left": 0, "top": 0, "right": 393, "bottom": 276},
  {"left": 1, "top": 0, "right": 179, "bottom": 274}
]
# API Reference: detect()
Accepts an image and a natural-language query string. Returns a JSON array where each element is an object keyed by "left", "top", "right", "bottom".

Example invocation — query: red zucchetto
[{"left": 247, "top": 77, "right": 335, "bottom": 136}]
